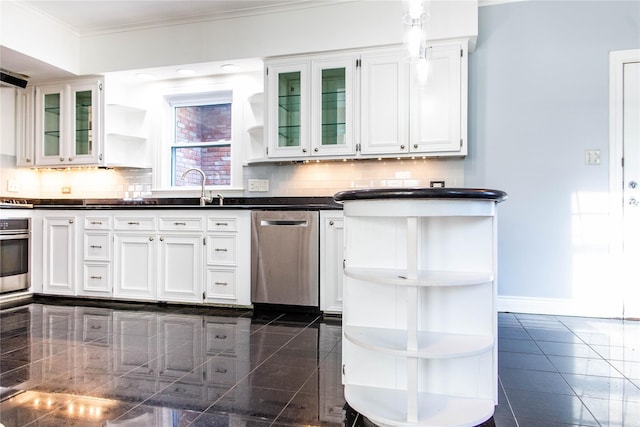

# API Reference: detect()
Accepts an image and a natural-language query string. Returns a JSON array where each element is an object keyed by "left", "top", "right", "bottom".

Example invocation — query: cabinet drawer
[
  {"left": 114, "top": 216, "right": 156, "bottom": 231},
  {"left": 206, "top": 235, "right": 236, "bottom": 265},
  {"left": 83, "top": 263, "right": 111, "bottom": 293},
  {"left": 205, "top": 322, "right": 237, "bottom": 352},
  {"left": 84, "top": 233, "right": 111, "bottom": 260},
  {"left": 206, "top": 269, "right": 236, "bottom": 300},
  {"left": 159, "top": 217, "right": 203, "bottom": 231},
  {"left": 207, "top": 217, "right": 237, "bottom": 232},
  {"left": 84, "top": 217, "right": 111, "bottom": 230}
]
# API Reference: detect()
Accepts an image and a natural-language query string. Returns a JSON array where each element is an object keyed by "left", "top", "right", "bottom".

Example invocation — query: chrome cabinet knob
[{"left": 630, "top": 181, "right": 638, "bottom": 189}]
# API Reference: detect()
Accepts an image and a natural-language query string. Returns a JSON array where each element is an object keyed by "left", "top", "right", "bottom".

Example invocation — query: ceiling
[
  {"left": 22, "top": 0, "right": 320, "bottom": 35},
  {"left": 0, "top": 0, "right": 324, "bottom": 83}
]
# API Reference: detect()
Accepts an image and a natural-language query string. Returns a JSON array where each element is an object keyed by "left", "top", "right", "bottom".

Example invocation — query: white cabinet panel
[
  {"left": 42, "top": 217, "right": 76, "bottom": 295},
  {"left": 158, "top": 234, "right": 203, "bottom": 303},
  {"left": 113, "top": 233, "right": 156, "bottom": 301}
]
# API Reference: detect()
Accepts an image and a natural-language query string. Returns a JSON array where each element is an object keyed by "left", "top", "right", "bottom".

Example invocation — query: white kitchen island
[{"left": 334, "top": 188, "right": 507, "bottom": 427}]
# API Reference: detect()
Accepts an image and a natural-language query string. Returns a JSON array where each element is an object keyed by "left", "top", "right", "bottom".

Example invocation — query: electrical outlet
[
  {"left": 430, "top": 180, "right": 445, "bottom": 188},
  {"left": 7, "top": 180, "right": 19, "bottom": 192},
  {"left": 248, "top": 179, "right": 269, "bottom": 192},
  {"left": 585, "top": 149, "right": 601, "bottom": 165},
  {"left": 61, "top": 186, "right": 71, "bottom": 194}
]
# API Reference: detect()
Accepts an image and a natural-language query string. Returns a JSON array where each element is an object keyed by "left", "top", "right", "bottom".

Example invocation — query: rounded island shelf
[{"left": 335, "top": 187, "right": 507, "bottom": 427}]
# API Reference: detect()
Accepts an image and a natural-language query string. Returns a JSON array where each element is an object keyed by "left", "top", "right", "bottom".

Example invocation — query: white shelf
[
  {"left": 107, "top": 103, "right": 147, "bottom": 115},
  {"left": 247, "top": 125, "right": 263, "bottom": 134},
  {"left": 344, "top": 268, "right": 493, "bottom": 287},
  {"left": 107, "top": 133, "right": 146, "bottom": 143},
  {"left": 345, "top": 385, "right": 494, "bottom": 427},
  {"left": 344, "top": 326, "right": 493, "bottom": 358},
  {"left": 248, "top": 92, "right": 264, "bottom": 104}
]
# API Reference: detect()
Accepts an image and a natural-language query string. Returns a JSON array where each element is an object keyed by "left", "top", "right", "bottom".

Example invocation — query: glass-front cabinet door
[
  {"left": 35, "top": 80, "right": 102, "bottom": 166},
  {"left": 267, "top": 61, "right": 310, "bottom": 158},
  {"left": 311, "top": 56, "right": 355, "bottom": 156}
]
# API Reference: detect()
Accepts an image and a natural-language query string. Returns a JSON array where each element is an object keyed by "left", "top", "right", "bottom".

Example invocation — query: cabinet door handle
[
  {"left": 69, "top": 219, "right": 74, "bottom": 224},
  {"left": 68, "top": 157, "right": 73, "bottom": 161},
  {"left": 314, "top": 147, "right": 319, "bottom": 152},
  {"left": 89, "top": 245, "right": 102, "bottom": 249},
  {"left": 90, "top": 275, "right": 102, "bottom": 280},
  {"left": 215, "top": 334, "right": 227, "bottom": 339},
  {"left": 215, "top": 248, "right": 228, "bottom": 252},
  {"left": 329, "top": 221, "right": 334, "bottom": 226},
  {"left": 302, "top": 148, "right": 307, "bottom": 153},
  {"left": 214, "top": 281, "right": 228, "bottom": 286},
  {"left": 26, "top": 158, "right": 31, "bottom": 163},
  {"left": 160, "top": 236, "right": 164, "bottom": 241},
  {"left": 215, "top": 222, "right": 228, "bottom": 226},
  {"left": 149, "top": 236, "right": 154, "bottom": 241},
  {"left": 400, "top": 144, "right": 405, "bottom": 150},
  {"left": 59, "top": 157, "right": 65, "bottom": 161},
  {"left": 413, "top": 144, "right": 418, "bottom": 149},
  {"left": 215, "top": 368, "right": 228, "bottom": 373},
  {"left": 128, "top": 221, "right": 140, "bottom": 225},
  {"left": 90, "top": 221, "right": 103, "bottom": 225},
  {"left": 174, "top": 222, "right": 186, "bottom": 226}
]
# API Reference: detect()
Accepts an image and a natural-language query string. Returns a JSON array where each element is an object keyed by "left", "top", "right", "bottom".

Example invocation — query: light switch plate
[
  {"left": 585, "top": 149, "right": 601, "bottom": 165},
  {"left": 248, "top": 179, "right": 269, "bottom": 192}
]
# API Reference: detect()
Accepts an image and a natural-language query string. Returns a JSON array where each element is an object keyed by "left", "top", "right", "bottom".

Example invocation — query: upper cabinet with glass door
[
  {"left": 266, "top": 54, "right": 355, "bottom": 159},
  {"left": 35, "top": 79, "right": 103, "bottom": 166},
  {"left": 266, "top": 60, "right": 310, "bottom": 158}
]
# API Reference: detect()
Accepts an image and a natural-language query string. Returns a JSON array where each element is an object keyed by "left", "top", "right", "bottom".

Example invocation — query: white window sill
[{"left": 151, "top": 187, "right": 246, "bottom": 199}]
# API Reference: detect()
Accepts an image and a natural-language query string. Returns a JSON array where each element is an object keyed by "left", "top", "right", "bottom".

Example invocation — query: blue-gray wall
[{"left": 466, "top": 1, "right": 639, "bottom": 313}]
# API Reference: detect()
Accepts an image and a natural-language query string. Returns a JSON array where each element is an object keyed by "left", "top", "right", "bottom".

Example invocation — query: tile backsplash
[
  {"left": 243, "top": 157, "right": 465, "bottom": 196},
  {"left": 1, "top": 154, "right": 463, "bottom": 200}
]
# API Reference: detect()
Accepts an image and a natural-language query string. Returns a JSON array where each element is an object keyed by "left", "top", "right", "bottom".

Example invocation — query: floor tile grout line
[
  {"left": 497, "top": 375, "right": 519, "bottom": 427},
  {"left": 187, "top": 313, "right": 320, "bottom": 426}
]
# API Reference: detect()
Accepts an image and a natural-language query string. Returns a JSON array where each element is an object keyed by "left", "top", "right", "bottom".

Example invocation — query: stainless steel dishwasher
[{"left": 251, "top": 210, "right": 319, "bottom": 308}]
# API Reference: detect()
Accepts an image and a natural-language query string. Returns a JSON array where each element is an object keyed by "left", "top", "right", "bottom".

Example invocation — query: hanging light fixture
[{"left": 404, "top": 0, "right": 430, "bottom": 83}]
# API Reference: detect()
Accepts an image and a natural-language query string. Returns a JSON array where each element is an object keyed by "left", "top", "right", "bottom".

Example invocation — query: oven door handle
[{"left": 0, "top": 233, "right": 30, "bottom": 240}]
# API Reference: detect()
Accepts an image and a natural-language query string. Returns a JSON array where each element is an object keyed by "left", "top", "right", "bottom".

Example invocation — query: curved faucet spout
[{"left": 181, "top": 168, "right": 211, "bottom": 206}]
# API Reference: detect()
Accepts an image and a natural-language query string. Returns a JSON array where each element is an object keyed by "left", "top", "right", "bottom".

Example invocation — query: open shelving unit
[{"left": 335, "top": 188, "right": 506, "bottom": 427}]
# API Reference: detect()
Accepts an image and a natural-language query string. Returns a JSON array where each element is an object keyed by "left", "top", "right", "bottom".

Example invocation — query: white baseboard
[{"left": 497, "top": 295, "right": 623, "bottom": 319}]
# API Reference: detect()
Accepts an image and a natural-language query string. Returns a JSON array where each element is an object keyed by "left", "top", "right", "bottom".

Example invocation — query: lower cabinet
[
  {"left": 158, "top": 234, "right": 203, "bottom": 303},
  {"left": 42, "top": 216, "right": 77, "bottom": 296},
  {"left": 114, "top": 233, "right": 157, "bottom": 301},
  {"left": 320, "top": 211, "right": 344, "bottom": 313}
]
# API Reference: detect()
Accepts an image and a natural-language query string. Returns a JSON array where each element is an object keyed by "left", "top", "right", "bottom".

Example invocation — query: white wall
[{"left": 466, "top": 1, "right": 640, "bottom": 317}]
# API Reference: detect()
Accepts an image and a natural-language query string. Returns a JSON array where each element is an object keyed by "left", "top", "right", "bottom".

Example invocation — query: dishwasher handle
[{"left": 260, "top": 220, "right": 308, "bottom": 226}]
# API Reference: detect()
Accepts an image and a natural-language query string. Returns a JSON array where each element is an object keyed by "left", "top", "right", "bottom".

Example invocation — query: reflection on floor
[{"left": 0, "top": 300, "right": 638, "bottom": 426}]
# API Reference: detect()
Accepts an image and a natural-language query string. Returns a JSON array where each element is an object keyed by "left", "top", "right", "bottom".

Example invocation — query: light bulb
[{"left": 408, "top": 0, "right": 423, "bottom": 19}]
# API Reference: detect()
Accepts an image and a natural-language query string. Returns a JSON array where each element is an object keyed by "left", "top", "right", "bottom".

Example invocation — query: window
[{"left": 170, "top": 91, "right": 233, "bottom": 186}]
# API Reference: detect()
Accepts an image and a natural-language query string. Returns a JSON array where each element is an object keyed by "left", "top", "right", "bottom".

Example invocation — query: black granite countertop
[
  {"left": 4, "top": 196, "right": 342, "bottom": 210},
  {"left": 333, "top": 188, "right": 508, "bottom": 202}
]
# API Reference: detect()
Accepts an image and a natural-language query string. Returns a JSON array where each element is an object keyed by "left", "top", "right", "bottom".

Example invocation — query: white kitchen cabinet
[
  {"left": 42, "top": 216, "right": 77, "bottom": 296},
  {"left": 265, "top": 53, "right": 356, "bottom": 158},
  {"left": 266, "top": 60, "right": 310, "bottom": 158},
  {"left": 320, "top": 210, "right": 344, "bottom": 314},
  {"left": 34, "top": 79, "right": 103, "bottom": 166},
  {"left": 409, "top": 41, "right": 467, "bottom": 155},
  {"left": 204, "top": 213, "right": 251, "bottom": 306},
  {"left": 338, "top": 189, "right": 506, "bottom": 427},
  {"left": 15, "top": 87, "right": 35, "bottom": 167},
  {"left": 114, "top": 213, "right": 204, "bottom": 304},
  {"left": 80, "top": 216, "right": 112, "bottom": 296},
  {"left": 113, "top": 232, "right": 157, "bottom": 301},
  {"left": 158, "top": 234, "right": 203, "bottom": 303},
  {"left": 103, "top": 104, "right": 150, "bottom": 167},
  {"left": 359, "top": 48, "right": 409, "bottom": 156}
]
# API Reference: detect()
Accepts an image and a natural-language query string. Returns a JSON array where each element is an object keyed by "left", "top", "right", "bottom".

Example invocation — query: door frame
[{"left": 609, "top": 49, "right": 640, "bottom": 318}]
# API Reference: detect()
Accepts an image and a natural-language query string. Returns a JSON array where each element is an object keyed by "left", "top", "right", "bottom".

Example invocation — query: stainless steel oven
[{"left": 0, "top": 218, "right": 30, "bottom": 294}]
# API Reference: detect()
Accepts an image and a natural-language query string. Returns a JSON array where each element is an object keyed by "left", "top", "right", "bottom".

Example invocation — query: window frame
[{"left": 155, "top": 86, "right": 245, "bottom": 194}]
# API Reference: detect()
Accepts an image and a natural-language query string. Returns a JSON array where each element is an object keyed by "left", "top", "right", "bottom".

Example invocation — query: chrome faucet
[{"left": 181, "top": 168, "right": 212, "bottom": 206}]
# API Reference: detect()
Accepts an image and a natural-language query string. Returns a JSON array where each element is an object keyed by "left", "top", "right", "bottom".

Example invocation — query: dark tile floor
[{"left": 0, "top": 300, "right": 638, "bottom": 427}]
